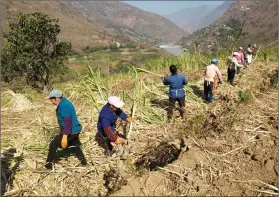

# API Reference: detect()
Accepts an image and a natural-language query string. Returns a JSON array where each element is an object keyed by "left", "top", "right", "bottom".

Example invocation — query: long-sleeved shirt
[
  {"left": 163, "top": 73, "right": 188, "bottom": 98},
  {"left": 246, "top": 47, "right": 252, "bottom": 55},
  {"left": 97, "top": 103, "right": 128, "bottom": 142},
  {"left": 236, "top": 52, "right": 245, "bottom": 64},
  {"left": 228, "top": 57, "right": 243, "bottom": 70},
  {"left": 204, "top": 64, "right": 223, "bottom": 82},
  {"left": 56, "top": 97, "right": 82, "bottom": 135}
]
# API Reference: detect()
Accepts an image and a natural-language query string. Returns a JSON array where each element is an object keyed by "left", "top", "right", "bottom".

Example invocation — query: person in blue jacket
[
  {"left": 163, "top": 65, "right": 188, "bottom": 120},
  {"left": 44, "top": 90, "right": 87, "bottom": 169},
  {"left": 97, "top": 96, "right": 135, "bottom": 156}
]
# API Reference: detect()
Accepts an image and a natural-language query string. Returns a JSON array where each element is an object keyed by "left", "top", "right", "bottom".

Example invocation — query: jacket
[{"left": 163, "top": 73, "right": 188, "bottom": 98}]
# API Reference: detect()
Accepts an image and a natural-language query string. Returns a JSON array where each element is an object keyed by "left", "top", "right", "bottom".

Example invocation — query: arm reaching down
[
  {"left": 215, "top": 67, "right": 223, "bottom": 83},
  {"left": 104, "top": 126, "right": 118, "bottom": 142},
  {"left": 101, "top": 117, "right": 118, "bottom": 142}
]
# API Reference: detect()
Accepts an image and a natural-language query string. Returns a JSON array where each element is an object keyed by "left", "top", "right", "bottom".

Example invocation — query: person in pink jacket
[
  {"left": 236, "top": 47, "right": 245, "bottom": 74},
  {"left": 204, "top": 58, "right": 223, "bottom": 103}
]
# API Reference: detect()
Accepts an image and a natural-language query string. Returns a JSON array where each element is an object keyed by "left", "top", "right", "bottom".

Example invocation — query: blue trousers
[{"left": 204, "top": 81, "right": 214, "bottom": 102}]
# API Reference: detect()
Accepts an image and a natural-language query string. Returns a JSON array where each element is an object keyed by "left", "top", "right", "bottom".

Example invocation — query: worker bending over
[{"left": 97, "top": 96, "right": 135, "bottom": 156}]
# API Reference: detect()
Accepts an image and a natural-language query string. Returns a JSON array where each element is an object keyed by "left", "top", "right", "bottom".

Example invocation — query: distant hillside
[
  {"left": 164, "top": 5, "right": 217, "bottom": 32},
  {"left": 179, "top": 0, "right": 278, "bottom": 53},
  {"left": 65, "top": 1, "right": 187, "bottom": 44},
  {"left": 1, "top": 1, "right": 123, "bottom": 54},
  {"left": 198, "top": 1, "right": 233, "bottom": 30}
]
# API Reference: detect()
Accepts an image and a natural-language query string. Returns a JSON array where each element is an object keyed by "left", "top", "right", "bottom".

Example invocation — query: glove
[
  {"left": 61, "top": 135, "right": 68, "bottom": 149},
  {"left": 114, "top": 137, "right": 124, "bottom": 145},
  {"left": 127, "top": 117, "right": 135, "bottom": 123}
]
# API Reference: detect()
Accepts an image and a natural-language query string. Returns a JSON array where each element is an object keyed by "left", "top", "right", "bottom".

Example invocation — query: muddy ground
[{"left": 1, "top": 61, "right": 278, "bottom": 196}]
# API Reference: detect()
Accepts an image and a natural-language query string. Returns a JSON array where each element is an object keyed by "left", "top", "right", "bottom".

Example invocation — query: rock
[
  {"left": 251, "top": 154, "right": 262, "bottom": 161},
  {"left": 186, "top": 172, "right": 194, "bottom": 183},
  {"left": 265, "top": 159, "right": 275, "bottom": 172},
  {"left": 268, "top": 140, "right": 275, "bottom": 146},
  {"left": 193, "top": 179, "right": 208, "bottom": 193},
  {"left": 243, "top": 148, "right": 253, "bottom": 156},
  {"left": 256, "top": 134, "right": 267, "bottom": 141}
]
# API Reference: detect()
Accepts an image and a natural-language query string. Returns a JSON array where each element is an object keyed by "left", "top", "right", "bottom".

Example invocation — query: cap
[
  {"left": 108, "top": 96, "right": 124, "bottom": 108},
  {"left": 239, "top": 47, "right": 243, "bottom": 50},
  {"left": 46, "top": 90, "right": 62, "bottom": 99},
  {"left": 211, "top": 58, "right": 218, "bottom": 64},
  {"left": 233, "top": 52, "right": 239, "bottom": 56}
]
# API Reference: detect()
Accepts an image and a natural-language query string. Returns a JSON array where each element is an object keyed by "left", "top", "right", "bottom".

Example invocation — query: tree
[{"left": 1, "top": 12, "right": 71, "bottom": 92}]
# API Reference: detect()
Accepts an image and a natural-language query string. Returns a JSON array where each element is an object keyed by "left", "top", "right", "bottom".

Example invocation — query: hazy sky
[{"left": 123, "top": 1, "right": 225, "bottom": 16}]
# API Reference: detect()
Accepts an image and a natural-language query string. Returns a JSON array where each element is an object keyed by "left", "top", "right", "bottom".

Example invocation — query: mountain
[
  {"left": 1, "top": 1, "right": 122, "bottom": 54},
  {"left": 1, "top": 1, "right": 186, "bottom": 54},
  {"left": 199, "top": 1, "right": 234, "bottom": 30},
  {"left": 63, "top": 1, "right": 187, "bottom": 44},
  {"left": 178, "top": 0, "right": 278, "bottom": 53},
  {"left": 164, "top": 5, "right": 217, "bottom": 32}
]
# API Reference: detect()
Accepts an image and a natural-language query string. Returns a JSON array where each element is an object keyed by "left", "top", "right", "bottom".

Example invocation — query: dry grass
[{"left": 1, "top": 61, "right": 278, "bottom": 196}]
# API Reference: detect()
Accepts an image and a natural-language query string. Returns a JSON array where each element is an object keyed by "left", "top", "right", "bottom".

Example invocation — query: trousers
[
  {"left": 46, "top": 133, "right": 87, "bottom": 164},
  {"left": 167, "top": 96, "right": 185, "bottom": 119}
]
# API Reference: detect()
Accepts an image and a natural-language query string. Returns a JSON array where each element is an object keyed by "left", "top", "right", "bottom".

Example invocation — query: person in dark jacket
[
  {"left": 44, "top": 90, "right": 87, "bottom": 170},
  {"left": 163, "top": 65, "right": 188, "bottom": 120},
  {"left": 97, "top": 96, "right": 135, "bottom": 155}
]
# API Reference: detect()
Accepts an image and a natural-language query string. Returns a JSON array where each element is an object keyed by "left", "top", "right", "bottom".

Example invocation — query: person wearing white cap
[
  {"left": 227, "top": 52, "right": 243, "bottom": 85},
  {"left": 43, "top": 90, "right": 87, "bottom": 169},
  {"left": 96, "top": 96, "right": 135, "bottom": 156}
]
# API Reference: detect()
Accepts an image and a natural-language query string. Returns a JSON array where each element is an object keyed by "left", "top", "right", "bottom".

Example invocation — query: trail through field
[{"left": 1, "top": 61, "right": 278, "bottom": 196}]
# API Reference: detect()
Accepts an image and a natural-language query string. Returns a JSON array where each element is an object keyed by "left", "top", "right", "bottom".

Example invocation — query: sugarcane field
[{"left": 1, "top": 0, "right": 278, "bottom": 196}]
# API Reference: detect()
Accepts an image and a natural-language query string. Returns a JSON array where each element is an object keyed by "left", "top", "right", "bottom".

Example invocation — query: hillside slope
[
  {"left": 1, "top": 1, "right": 122, "bottom": 54},
  {"left": 179, "top": 0, "right": 278, "bottom": 53},
  {"left": 164, "top": 5, "right": 217, "bottom": 32},
  {"left": 64, "top": 1, "right": 187, "bottom": 44},
  {"left": 198, "top": 1, "right": 233, "bottom": 30}
]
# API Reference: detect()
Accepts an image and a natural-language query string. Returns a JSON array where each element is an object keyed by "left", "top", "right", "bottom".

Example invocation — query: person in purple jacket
[
  {"left": 163, "top": 65, "right": 188, "bottom": 120},
  {"left": 97, "top": 96, "right": 135, "bottom": 156},
  {"left": 44, "top": 90, "right": 87, "bottom": 169}
]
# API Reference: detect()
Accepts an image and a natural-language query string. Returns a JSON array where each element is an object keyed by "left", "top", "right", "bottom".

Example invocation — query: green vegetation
[
  {"left": 1, "top": 12, "right": 71, "bottom": 92},
  {"left": 238, "top": 90, "right": 253, "bottom": 103}
]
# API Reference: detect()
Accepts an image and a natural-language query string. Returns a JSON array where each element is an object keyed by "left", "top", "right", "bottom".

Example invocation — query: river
[{"left": 159, "top": 44, "right": 184, "bottom": 56}]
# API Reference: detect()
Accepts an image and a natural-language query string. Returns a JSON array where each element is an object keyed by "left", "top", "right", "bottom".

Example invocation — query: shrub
[
  {"left": 1, "top": 12, "right": 71, "bottom": 92},
  {"left": 238, "top": 90, "right": 253, "bottom": 103}
]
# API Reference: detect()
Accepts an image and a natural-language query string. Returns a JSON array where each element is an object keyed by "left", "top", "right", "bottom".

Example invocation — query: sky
[{"left": 123, "top": 1, "right": 225, "bottom": 16}]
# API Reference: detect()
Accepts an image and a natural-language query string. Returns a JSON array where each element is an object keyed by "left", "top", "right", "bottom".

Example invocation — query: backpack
[{"left": 227, "top": 57, "right": 235, "bottom": 70}]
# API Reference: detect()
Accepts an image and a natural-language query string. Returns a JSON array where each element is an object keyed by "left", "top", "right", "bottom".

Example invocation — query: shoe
[
  {"left": 44, "top": 162, "right": 53, "bottom": 170},
  {"left": 81, "top": 160, "right": 87, "bottom": 166}
]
